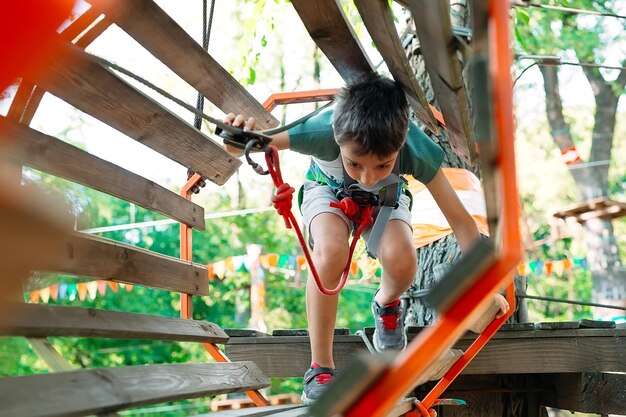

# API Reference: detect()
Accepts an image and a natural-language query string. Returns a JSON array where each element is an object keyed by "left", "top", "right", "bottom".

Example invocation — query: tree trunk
[
  {"left": 403, "top": 0, "right": 527, "bottom": 326},
  {"left": 540, "top": 64, "right": 626, "bottom": 317}
]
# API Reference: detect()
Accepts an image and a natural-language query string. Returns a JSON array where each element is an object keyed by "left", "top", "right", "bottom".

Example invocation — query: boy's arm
[
  {"left": 221, "top": 113, "right": 291, "bottom": 155},
  {"left": 425, "top": 168, "right": 480, "bottom": 255}
]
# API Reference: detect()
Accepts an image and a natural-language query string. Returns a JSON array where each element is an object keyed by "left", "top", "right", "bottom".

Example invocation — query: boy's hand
[
  {"left": 222, "top": 113, "right": 257, "bottom": 157},
  {"left": 493, "top": 293, "right": 510, "bottom": 318}
]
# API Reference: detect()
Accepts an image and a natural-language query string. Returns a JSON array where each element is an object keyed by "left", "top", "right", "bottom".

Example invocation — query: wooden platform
[
  {"left": 225, "top": 322, "right": 625, "bottom": 378},
  {"left": 553, "top": 197, "right": 626, "bottom": 222}
]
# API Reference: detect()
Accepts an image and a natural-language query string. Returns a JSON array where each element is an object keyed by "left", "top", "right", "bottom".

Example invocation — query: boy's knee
[
  {"left": 380, "top": 248, "right": 417, "bottom": 281},
  {"left": 313, "top": 238, "right": 349, "bottom": 282}
]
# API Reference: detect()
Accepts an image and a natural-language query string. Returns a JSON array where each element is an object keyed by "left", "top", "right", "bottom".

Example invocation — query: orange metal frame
[{"left": 179, "top": 175, "right": 270, "bottom": 407}]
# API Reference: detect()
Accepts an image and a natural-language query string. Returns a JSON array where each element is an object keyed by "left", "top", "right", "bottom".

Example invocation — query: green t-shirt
[{"left": 288, "top": 108, "right": 445, "bottom": 184}]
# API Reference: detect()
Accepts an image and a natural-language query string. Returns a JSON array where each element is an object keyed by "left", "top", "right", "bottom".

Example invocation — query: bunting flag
[{"left": 518, "top": 257, "right": 587, "bottom": 277}]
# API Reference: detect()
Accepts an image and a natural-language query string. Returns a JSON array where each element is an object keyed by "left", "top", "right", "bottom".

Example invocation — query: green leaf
[{"left": 247, "top": 67, "right": 256, "bottom": 84}]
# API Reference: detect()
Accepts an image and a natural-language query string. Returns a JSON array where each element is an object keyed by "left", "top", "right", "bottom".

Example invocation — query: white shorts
[{"left": 300, "top": 179, "right": 413, "bottom": 249}]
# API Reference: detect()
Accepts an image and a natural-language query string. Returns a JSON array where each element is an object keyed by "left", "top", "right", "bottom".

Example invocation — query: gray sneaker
[
  {"left": 372, "top": 298, "right": 407, "bottom": 352},
  {"left": 301, "top": 365, "right": 337, "bottom": 405}
]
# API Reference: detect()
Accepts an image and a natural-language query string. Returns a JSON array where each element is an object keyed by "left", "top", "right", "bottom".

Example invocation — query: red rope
[{"left": 264, "top": 145, "right": 373, "bottom": 296}]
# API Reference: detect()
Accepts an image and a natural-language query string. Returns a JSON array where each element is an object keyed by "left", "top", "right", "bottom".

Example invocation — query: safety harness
[{"left": 303, "top": 158, "right": 408, "bottom": 259}]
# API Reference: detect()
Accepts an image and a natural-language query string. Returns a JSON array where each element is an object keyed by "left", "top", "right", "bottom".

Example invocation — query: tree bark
[{"left": 539, "top": 64, "right": 626, "bottom": 316}]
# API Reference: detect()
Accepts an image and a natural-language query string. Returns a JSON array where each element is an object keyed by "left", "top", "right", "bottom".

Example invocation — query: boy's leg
[
  {"left": 306, "top": 212, "right": 350, "bottom": 368},
  {"left": 372, "top": 219, "right": 416, "bottom": 351},
  {"left": 376, "top": 219, "right": 417, "bottom": 305}
]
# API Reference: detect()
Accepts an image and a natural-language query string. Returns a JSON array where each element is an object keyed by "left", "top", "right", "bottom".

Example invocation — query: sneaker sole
[
  {"left": 301, "top": 392, "right": 315, "bottom": 405},
  {"left": 372, "top": 329, "right": 408, "bottom": 353}
]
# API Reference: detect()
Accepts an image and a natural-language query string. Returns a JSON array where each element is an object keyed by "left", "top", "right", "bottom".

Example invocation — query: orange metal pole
[
  {"left": 344, "top": 0, "right": 520, "bottom": 415},
  {"left": 179, "top": 173, "right": 270, "bottom": 407}
]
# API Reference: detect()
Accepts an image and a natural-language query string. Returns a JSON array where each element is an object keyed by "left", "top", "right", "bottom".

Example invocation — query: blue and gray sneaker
[
  {"left": 301, "top": 364, "right": 337, "bottom": 405},
  {"left": 372, "top": 298, "right": 407, "bottom": 352}
]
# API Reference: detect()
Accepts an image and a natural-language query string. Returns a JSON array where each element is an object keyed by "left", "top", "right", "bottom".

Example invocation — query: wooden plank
[
  {"left": 353, "top": 0, "right": 439, "bottom": 134},
  {"left": 407, "top": 0, "right": 477, "bottom": 163},
  {"left": 0, "top": 362, "right": 269, "bottom": 417},
  {"left": 197, "top": 405, "right": 307, "bottom": 417},
  {"left": 225, "top": 330, "right": 625, "bottom": 378},
  {"left": 541, "top": 373, "right": 626, "bottom": 415},
  {"left": 60, "top": 6, "right": 103, "bottom": 42},
  {"left": 38, "top": 232, "right": 209, "bottom": 295},
  {"left": 27, "top": 338, "right": 75, "bottom": 372},
  {"left": 0, "top": 303, "right": 228, "bottom": 343},
  {"left": 291, "top": 0, "right": 375, "bottom": 82},
  {"left": 1, "top": 117, "right": 206, "bottom": 229},
  {"left": 93, "top": 0, "right": 278, "bottom": 130},
  {"left": 36, "top": 39, "right": 240, "bottom": 186}
]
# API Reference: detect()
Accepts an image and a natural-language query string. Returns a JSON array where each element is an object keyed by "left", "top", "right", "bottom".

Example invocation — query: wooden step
[
  {"left": 36, "top": 39, "right": 240, "bottom": 186},
  {"left": 353, "top": 0, "right": 439, "bottom": 134},
  {"left": 1, "top": 117, "right": 205, "bottom": 229},
  {"left": 0, "top": 303, "right": 228, "bottom": 343},
  {"left": 407, "top": 0, "right": 476, "bottom": 163},
  {"left": 0, "top": 362, "right": 269, "bottom": 417},
  {"left": 40, "top": 232, "right": 209, "bottom": 295},
  {"left": 224, "top": 326, "right": 626, "bottom": 378}
]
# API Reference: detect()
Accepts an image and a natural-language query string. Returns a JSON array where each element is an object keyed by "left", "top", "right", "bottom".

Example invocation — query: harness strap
[{"left": 342, "top": 158, "right": 405, "bottom": 259}]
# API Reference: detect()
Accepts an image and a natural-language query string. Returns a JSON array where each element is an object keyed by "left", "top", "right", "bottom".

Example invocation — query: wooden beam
[
  {"left": 39, "top": 232, "right": 209, "bottom": 295},
  {"left": 553, "top": 197, "right": 626, "bottom": 222},
  {"left": 225, "top": 327, "right": 625, "bottom": 378},
  {"left": 0, "top": 362, "right": 269, "bottom": 417},
  {"left": 541, "top": 373, "right": 626, "bottom": 415},
  {"left": 27, "top": 338, "right": 75, "bottom": 372},
  {"left": 291, "top": 0, "right": 375, "bottom": 82},
  {"left": 353, "top": 0, "right": 439, "bottom": 134},
  {"left": 93, "top": 0, "right": 278, "bottom": 130},
  {"left": 36, "top": 39, "right": 240, "bottom": 186},
  {"left": 0, "top": 303, "right": 228, "bottom": 343},
  {"left": 199, "top": 405, "right": 308, "bottom": 417},
  {"left": 1, "top": 117, "right": 206, "bottom": 230},
  {"left": 408, "top": 0, "right": 477, "bottom": 163}
]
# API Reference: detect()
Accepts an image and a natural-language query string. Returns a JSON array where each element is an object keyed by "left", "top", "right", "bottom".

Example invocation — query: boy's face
[{"left": 339, "top": 142, "right": 398, "bottom": 187}]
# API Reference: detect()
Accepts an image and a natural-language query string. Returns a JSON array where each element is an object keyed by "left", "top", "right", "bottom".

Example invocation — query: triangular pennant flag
[
  {"left": 207, "top": 264, "right": 215, "bottom": 281},
  {"left": 108, "top": 281, "right": 118, "bottom": 292},
  {"left": 350, "top": 260, "right": 358, "bottom": 277},
  {"left": 552, "top": 260, "right": 564, "bottom": 276},
  {"left": 97, "top": 280, "right": 107, "bottom": 296},
  {"left": 237, "top": 262, "right": 249, "bottom": 273},
  {"left": 49, "top": 284, "right": 59, "bottom": 302},
  {"left": 58, "top": 282, "right": 68, "bottom": 300},
  {"left": 517, "top": 263, "right": 527, "bottom": 276},
  {"left": 267, "top": 253, "right": 279, "bottom": 267},
  {"left": 87, "top": 281, "right": 98, "bottom": 300},
  {"left": 297, "top": 256, "right": 307, "bottom": 271},
  {"left": 544, "top": 261, "right": 553, "bottom": 275},
  {"left": 29, "top": 291, "right": 40, "bottom": 304},
  {"left": 278, "top": 254, "right": 290, "bottom": 268},
  {"left": 77, "top": 283, "right": 87, "bottom": 301},
  {"left": 563, "top": 258, "right": 572, "bottom": 273},
  {"left": 213, "top": 261, "right": 226, "bottom": 279},
  {"left": 259, "top": 255, "right": 271, "bottom": 270},
  {"left": 225, "top": 257, "right": 236, "bottom": 273},
  {"left": 40, "top": 287, "right": 50, "bottom": 303},
  {"left": 67, "top": 283, "right": 77, "bottom": 300},
  {"left": 125, "top": 284, "right": 134, "bottom": 292},
  {"left": 288, "top": 256, "right": 297, "bottom": 270},
  {"left": 528, "top": 261, "right": 538, "bottom": 273}
]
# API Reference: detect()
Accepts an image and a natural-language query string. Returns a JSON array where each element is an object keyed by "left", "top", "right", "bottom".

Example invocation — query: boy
[{"left": 223, "top": 74, "right": 509, "bottom": 404}]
